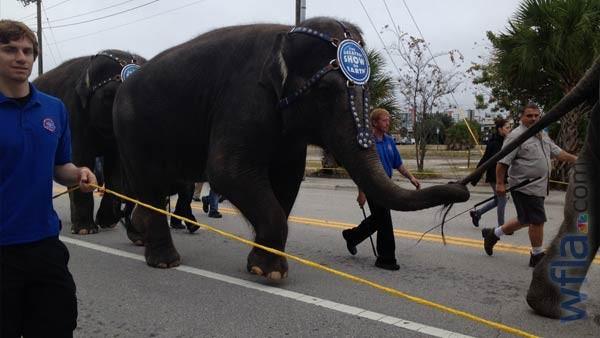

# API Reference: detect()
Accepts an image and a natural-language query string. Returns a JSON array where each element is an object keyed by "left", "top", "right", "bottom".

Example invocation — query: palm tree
[
  {"left": 321, "top": 49, "right": 400, "bottom": 170},
  {"left": 487, "top": 0, "right": 600, "bottom": 179}
]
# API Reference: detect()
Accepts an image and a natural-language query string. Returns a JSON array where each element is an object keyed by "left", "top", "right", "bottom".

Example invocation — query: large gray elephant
[
  {"left": 464, "top": 58, "right": 599, "bottom": 319},
  {"left": 113, "top": 17, "right": 469, "bottom": 279},
  {"left": 34, "top": 50, "right": 146, "bottom": 234}
]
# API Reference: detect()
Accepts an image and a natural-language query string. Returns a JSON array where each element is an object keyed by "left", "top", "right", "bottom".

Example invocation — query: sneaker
[
  {"left": 208, "top": 210, "right": 222, "bottom": 218},
  {"left": 342, "top": 229, "right": 357, "bottom": 255},
  {"left": 201, "top": 196, "right": 209, "bottom": 213},
  {"left": 192, "top": 195, "right": 201, "bottom": 202},
  {"left": 375, "top": 257, "right": 400, "bottom": 271},
  {"left": 482, "top": 227, "right": 500, "bottom": 256},
  {"left": 529, "top": 252, "right": 546, "bottom": 267},
  {"left": 170, "top": 220, "right": 186, "bottom": 229},
  {"left": 469, "top": 210, "right": 480, "bottom": 227}
]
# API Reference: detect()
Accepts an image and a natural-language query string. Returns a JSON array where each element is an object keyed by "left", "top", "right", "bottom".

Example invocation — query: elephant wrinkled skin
[{"left": 113, "top": 18, "right": 469, "bottom": 277}]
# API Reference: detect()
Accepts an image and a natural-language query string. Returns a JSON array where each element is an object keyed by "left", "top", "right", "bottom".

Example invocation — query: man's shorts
[{"left": 511, "top": 190, "right": 547, "bottom": 225}]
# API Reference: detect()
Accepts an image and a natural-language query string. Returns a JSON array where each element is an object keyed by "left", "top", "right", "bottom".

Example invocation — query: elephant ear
[
  {"left": 75, "top": 68, "right": 91, "bottom": 109},
  {"left": 259, "top": 33, "right": 288, "bottom": 101}
]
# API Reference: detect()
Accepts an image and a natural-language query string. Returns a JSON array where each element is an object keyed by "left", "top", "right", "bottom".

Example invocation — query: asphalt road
[{"left": 51, "top": 179, "right": 599, "bottom": 337}]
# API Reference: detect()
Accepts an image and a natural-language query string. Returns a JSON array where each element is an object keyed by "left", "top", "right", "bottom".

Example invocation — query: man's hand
[
  {"left": 77, "top": 167, "right": 97, "bottom": 193},
  {"left": 410, "top": 176, "right": 421, "bottom": 190},
  {"left": 357, "top": 191, "right": 366, "bottom": 208}
]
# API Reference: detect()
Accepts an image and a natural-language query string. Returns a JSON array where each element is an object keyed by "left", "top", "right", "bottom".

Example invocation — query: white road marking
[{"left": 61, "top": 236, "right": 473, "bottom": 338}]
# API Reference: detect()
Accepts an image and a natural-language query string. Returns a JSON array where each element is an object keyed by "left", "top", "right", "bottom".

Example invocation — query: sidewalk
[{"left": 300, "top": 176, "right": 567, "bottom": 206}]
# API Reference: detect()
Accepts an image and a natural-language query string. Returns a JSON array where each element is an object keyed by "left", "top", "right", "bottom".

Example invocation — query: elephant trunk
[
  {"left": 464, "top": 56, "right": 600, "bottom": 186},
  {"left": 326, "top": 131, "right": 469, "bottom": 211}
]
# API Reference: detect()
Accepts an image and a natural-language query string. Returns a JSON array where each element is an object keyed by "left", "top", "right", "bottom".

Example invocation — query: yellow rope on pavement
[{"left": 53, "top": 183, "right": 538, "bottom": 338}]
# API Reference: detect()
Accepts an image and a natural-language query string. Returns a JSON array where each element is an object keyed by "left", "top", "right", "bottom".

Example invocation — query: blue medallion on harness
[
  {"left": 121, "top": 64, "right": 141, "bottom": 81},
  {"left": 337, "top": 39, "right": 370, "bottom": 85}
]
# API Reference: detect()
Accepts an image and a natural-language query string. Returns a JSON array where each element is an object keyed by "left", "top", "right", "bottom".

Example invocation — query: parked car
[{"left": 399, "top": 137, "right": 415, "bottom": 145}]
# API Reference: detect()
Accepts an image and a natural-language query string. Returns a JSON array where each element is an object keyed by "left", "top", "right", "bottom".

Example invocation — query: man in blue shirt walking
[
  {"left": 0, "top": 20, "right": 97, "bottom": 337},
  {"left": 342, "top": 108, "right": 420, "bottom": 270}
]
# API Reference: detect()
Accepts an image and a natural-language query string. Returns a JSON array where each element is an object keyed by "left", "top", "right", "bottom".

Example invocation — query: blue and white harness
[{"left": 277, "top": 23, "right": 373, "bottom": 149}]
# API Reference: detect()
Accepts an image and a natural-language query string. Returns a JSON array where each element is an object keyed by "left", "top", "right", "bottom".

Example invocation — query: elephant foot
[
  {"left": 121, "top": 216, "right": 144, "bottom": 246},
  {"left": 246, "top": 248, "right": 288, "bottom": 281},
  {"left": 144, "top": 244, "right": 181, "bottom": 268},
  {"left": 96, "top": 210, "right": 121, "bottom": 229},
  {"left": 526, "top": 262, "right": 562, "bottom": 319},
  {"left": 71, "top": 223, "right": 99, "bottom": 235}
]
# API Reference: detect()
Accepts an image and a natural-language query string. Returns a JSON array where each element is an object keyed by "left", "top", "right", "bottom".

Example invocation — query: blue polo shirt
[
  {"left": 375, "top": 134, "right": 403, "bottom": 177},
  {"left": 0, "top": 84, "right": 71, "bottom": 245}
]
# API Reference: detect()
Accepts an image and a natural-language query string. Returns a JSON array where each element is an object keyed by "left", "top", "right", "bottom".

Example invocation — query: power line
[
  {"left": 42, "top": 1, "right": 63, "bottom": 63},
  {"left": 19, "top": 0, "right": 72, "bottom": 20},
  {"left": 48, "top": 0, "right": 140, "bottom": 23},
  {"left": 46, "top": 0, "right": 160, "bottom": 29},
  {"left": 50, "top": 0, "right": 206, "bottom": 45},
  {"left": 357, "top": 0, "right": 402, "bottom": 76}
]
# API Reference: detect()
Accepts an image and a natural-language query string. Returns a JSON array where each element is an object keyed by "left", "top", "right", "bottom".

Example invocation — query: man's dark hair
[
  {"left": 524, "top": 102, "right": 540, "bottom": 111},
  {"left": 494, "top": 117, "right": 508, "bottom": 132},
  {"left": 0, "top": 20, "right": 38, "bottom": 59}
]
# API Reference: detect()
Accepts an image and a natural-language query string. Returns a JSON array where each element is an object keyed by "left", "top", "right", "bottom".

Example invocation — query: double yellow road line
[{"left": 209, "top": 206, "right": 600, "bottom": 265}]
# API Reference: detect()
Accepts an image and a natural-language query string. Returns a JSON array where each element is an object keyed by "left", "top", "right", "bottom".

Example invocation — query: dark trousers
[
  {"left": 346, "top": 198, "right": 396, "bottom": 260},
  {"left": 1, "top": 236, "right": 77, "bottom": 338}
]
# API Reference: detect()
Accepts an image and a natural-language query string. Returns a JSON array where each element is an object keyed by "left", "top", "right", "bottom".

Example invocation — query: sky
[{"left": 1, "top": 0, "right": 524, "bottom": 111}]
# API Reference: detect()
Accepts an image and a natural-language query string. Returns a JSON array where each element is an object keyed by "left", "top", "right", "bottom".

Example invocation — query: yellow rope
[
  {"left": 59, "top": 182, "right": 537, "bottom": 338},
  {"left": 52, "top": 185, "right": 80, "bottom": 199}
]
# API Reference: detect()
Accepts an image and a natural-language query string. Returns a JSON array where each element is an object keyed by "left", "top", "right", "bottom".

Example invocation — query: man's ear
[
  {"left": 75, "top": 68, "right": 91, "bottom": 109},
  {"left": 259, "top": 33, "right": 288, "bottom": 100}
]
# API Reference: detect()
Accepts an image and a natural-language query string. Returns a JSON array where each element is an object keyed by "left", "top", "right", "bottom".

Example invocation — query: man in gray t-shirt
[{"left": 481, "top": 103, "right": 577, "bottom": 267}]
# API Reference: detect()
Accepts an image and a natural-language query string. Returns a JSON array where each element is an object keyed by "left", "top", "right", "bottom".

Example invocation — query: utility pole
[
  {"left": 295, "top": 0, "right": 306, "bottom": 25},
  {"left": 18, "top": 0, "right": 43, "bottom": 75}
]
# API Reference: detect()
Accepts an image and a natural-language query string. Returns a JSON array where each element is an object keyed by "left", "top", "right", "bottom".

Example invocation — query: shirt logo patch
[{"left": 42, "top": 118, "right": 56, "bottom": 132}]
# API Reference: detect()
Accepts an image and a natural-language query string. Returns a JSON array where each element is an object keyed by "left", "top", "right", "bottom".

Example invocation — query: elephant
[
  {"left": 463, "top": 57, "right": 599, "bottom": 319},
  {"left": 113, "top": 17, "right": 469, "bottom": 279},
  {"left": 33, "top": 49, "right": 146, "bottom": 235}
]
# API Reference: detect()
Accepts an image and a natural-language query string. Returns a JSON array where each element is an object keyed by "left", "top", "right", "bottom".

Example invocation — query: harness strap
[
  {"left": 87, "top": 50, "right": 138, "bottom": 94},
  {"left": 277, "top": 62, "right": 338, "bottom": 109},
  {"left": 288, "top": 27, "right": 338, "bottom": 46}
]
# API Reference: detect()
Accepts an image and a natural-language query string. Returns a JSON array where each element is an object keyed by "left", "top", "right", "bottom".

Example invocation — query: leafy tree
[
  {"left": 471, "top": 0, "right": 600, "bottom": 180},
  {"left": 446, "top": 120, "right": 482, "bottom": 150},
  {"left": 388, "top": 32, "right": 464, "bottom": 171}
]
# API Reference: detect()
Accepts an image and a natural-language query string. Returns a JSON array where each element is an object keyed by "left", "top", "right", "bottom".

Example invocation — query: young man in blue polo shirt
[
  {"left": 342, "top": 108, "right": 420, "bottom": 270},
  {"left": 0, "top": 20, "right": 97, "bottom": 337}
]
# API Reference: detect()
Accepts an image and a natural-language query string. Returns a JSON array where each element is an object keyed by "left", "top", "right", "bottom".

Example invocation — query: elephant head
[
  {"left": 260, "top": 18, "right": 469, "bottom": 211},
  {"left": 75, "top": 49, "right": 145, "bottom": 143}
]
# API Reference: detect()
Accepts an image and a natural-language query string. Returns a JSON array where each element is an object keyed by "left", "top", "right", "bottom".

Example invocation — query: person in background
[
  {"left": 341, "top": 108, "right": 420, "bottom": 271},
  {"left": 470, "top": 118, "right": 511, "bottom": 228},
  {"left": 482, "top": 103, "right": 577, "bottom": 267}
]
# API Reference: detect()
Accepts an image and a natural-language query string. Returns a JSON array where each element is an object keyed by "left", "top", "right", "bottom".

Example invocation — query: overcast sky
[{"left": 1, "top": 0, "right": 523, "bottom": 110}]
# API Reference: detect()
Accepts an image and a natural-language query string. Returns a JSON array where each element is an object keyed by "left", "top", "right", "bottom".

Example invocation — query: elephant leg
[
  {"left": 132, "top": 197, "right": 181, "bottom": 268},
  {"left": 527, "top": 108, "right": 599, "bottom": 319},
  {"left": 212, "top": 166, "right": 288, "bottom": 280},
  {"left": 69, "top": 155, "right": 98, "bottom": 235},
  {"left": 95, "top": 154, "right": 123, "bottom": 228},
  {"left": 268, "top": 143, "right": 306, "bottom": 217},
  {"left": 122, "top": 202, "right": 143, "bottom": 245}
]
